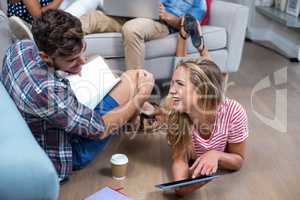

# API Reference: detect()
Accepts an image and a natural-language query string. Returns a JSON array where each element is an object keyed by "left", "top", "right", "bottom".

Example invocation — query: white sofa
[
  {"left": 1, "top": 0, "right": 249, "bottom": 80},
  {"left": 84, "top": 0, "right": 249, "bottom": 79}
]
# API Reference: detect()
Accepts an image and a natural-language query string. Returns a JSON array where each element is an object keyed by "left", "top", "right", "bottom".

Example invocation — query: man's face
[{"left": 50, "top": 42, "right": 87, "bottom": 74}]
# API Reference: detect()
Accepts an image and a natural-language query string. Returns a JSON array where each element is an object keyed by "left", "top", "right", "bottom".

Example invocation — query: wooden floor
[{"left": 59, "top": 42, "right": 300, "bottom": 200}]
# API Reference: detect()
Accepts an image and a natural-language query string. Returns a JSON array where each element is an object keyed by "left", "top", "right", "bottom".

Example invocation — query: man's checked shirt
[{"left": 0, "top": 40, "right": 105, "bottom": 180}]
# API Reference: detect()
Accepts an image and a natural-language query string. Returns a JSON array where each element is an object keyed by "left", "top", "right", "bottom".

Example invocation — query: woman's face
[{"left": 169, "top": 66, "right": 198, "bottom": 113}]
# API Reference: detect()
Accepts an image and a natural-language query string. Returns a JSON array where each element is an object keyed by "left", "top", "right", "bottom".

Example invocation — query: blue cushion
[{"left": 0, "top": 82, "right": 59, "bottom": 200}]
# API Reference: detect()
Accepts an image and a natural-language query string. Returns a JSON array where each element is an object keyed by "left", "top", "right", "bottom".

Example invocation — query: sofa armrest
[
  {"left": 209, "top": 0, "right": 249, "bottom": 72},
  {"left": 0, "top": 83, "right": 60, "bottom": 200}
]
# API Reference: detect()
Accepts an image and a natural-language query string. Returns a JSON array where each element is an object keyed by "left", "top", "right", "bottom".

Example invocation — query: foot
[
  {"left": 183, "top": 14, "right": 205, "bottom": 52},
  {"left": 8, "top": 16, "right": 33, "bottom": 40},
  {"left": 139, "top": 102, "right": 163, "bottom": 132},
  {"left": 122, "top": 102, "right": 162, "bottom": 133}
]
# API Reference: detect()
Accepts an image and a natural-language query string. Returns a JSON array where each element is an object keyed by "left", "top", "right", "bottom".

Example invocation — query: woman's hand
[
  {"left": 189, "top": 150, "right": 220, "bottom": 178},
  {"left": 175, "top": 181, "right": 209, "bottom": 197}
]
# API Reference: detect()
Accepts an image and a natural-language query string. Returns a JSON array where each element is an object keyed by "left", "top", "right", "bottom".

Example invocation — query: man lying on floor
[{"left": 0, "top": 9, "right": 154, "bottom": 182}]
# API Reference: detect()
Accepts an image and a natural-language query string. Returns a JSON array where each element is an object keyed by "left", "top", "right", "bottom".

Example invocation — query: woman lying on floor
[{"left": 147, "top": 14, "right": 249, "bottom": 197}]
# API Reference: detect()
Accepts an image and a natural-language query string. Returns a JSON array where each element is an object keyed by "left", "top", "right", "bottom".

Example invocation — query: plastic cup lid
[{"left": 110, "top": 154, "right": 128, "bottom": 165}]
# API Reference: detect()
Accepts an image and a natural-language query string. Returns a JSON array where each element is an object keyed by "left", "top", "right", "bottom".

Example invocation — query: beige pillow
[{"left": 0, "top": 0, "right": 7, "bottom": 15}]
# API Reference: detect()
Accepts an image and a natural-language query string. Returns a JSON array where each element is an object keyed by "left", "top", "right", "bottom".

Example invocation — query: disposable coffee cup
[{"left": 110, "top": 154, "right": 128, "bottom": 180}]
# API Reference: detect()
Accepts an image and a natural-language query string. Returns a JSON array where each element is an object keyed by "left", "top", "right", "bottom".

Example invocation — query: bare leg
[
  {"left": 176, "top": 33, "right": 187, "bottom": 57},
  {"left": 108, "top": 70, "right": 159, "bottom": 132},
  {"left": 175, "top": 16, "right": 187, "bottom": 58},
  {"left": 173, "top": 150, "right": 211, "bottom": 197},
  {"left": 108, "top": 70, "right": 138, "bottom": 106},
  {"left": 199, "top": 46, "right": 212, "bottom": 61},
  {"left": 108, "top": 70, "right": 157, "bottom": 114},
  {"left": 199, "top": 46, "right": 228, "bottom": 82}
]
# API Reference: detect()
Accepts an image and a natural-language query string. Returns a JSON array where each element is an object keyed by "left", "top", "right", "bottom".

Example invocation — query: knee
[
  {"left": 80, "top": 10, "right": 106, "bottom": 33},
  {"left": 121, "top": 70, "right": 139, "bottom": 87},
  {"left": 121, "top": 20, "right": 143, "bottom": 41},
  {"left": 122, "top": 69, "right": 151, "bottom": 90}
]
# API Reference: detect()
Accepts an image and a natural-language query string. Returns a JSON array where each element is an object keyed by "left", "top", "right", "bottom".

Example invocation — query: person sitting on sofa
[
  {"left": 0, "top": 9, "right": 155, "bottom": 182},
  {"left": 79, "top": 0, "right": 207, "bottom": 70},
  {"left": 7, "top": 0, "right": 102, "bottom": 39},
  {"left": 8, "top": 0, "right": 63, "bottom": 24},
  {"left": 8, "top": 0, "right": 103, "bottom": 22},
  {"left": 7, "top": 0, "right": 63, "bottom": 39}
]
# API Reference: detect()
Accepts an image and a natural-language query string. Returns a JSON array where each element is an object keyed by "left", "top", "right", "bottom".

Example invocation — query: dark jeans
[{"left": 71, "top": 95, "right": 119, "bottom": 170}]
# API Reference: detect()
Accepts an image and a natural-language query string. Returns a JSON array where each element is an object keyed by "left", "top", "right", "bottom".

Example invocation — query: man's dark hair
[{"left": 32, "top": 9, "right": 84, "bottom": 57}]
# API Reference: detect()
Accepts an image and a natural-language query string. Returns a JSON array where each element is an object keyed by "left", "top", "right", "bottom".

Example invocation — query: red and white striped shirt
[{"left": 192, "top": 99, "right": 248, "bottom": 157}]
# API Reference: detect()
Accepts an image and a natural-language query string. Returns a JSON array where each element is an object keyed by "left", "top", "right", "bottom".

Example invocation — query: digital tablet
[{"left": 155, "top": 175, "right": 220, "bottom": 190}]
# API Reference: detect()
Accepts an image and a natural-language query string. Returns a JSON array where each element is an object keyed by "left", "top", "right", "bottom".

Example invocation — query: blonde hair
[{"left": 167, "top": 58, "right": 225, "bottom": 159}]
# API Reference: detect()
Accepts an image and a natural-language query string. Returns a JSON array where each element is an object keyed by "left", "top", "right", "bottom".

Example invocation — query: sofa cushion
[
  {"left": 105, "top": 48, "right": 228, "bottom": 79},
  {"left": 0, "top": 10, "right": 12, "bottom": 72},
  {"left": 85, "top": 25, "right": 227, "bottom": 59}
]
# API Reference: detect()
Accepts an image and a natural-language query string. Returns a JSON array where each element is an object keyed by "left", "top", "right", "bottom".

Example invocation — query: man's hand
[
  {"left": 189, "top": 150, "right": 220, "bottom": 178},
  {"left": 159, "top": 4, "right": 181, "bottom": 29},
  {"left": 159, "top": 4, "right": 174, "bottom": 22},
  {"left": 159, "top": 4, "right": 168, "bottom": 21}
]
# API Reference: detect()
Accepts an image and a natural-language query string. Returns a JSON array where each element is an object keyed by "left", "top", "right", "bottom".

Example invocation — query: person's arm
[
  {"left": 160, "top": 0, "right": 207, "bottom": 29},
  {"left": 199, "top": 46, "right": 212, "bottom": 61},
  {"left": 190, "top": 103, "right": 248, "bottom": 177},
  {"left": 101, "top": 93, "right": 147, "bottom": 138},
  {"left": 189, "top": 142, "right": 246, "bottom": 178},
  {"left": 176, "top": 30, "right": 186, "bottom": 57},
  {"left": 219, "top": 102, "right": 248, "bottom": 170},
  {"left": 159, "top": 4, "right": 181, "bottom": 29},
  {"left": 218, "top": 141, "right": 246, "bottom": 170},
  {"left": 32, "top": 85, "right": 105, "bottom": 139},
  {"left": 172, "top": 155, "right": 189, "bottom": 182},
  {"left": 22, "top": 0, "right": 63, "bottom": 17},
  {"left": 171, "top": 153, "right": 208, "bottom": 197}
]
